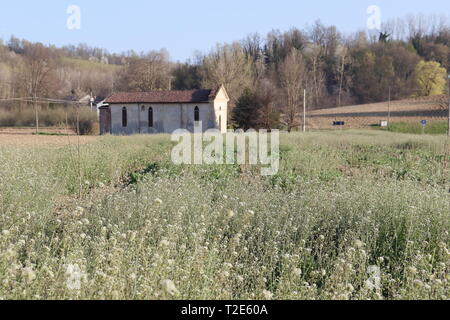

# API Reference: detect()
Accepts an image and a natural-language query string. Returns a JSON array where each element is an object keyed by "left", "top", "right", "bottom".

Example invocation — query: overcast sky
[{"left": 0, "top": 0, "right": 449, "bottom": 61}]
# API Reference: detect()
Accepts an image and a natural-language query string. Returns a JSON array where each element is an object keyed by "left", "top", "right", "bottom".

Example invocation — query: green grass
[
  {"left": 383, "top": 121, "right": 449, "bottom": 135},
  {"left": 32, "top": 132, "right": 70, "bottom": 136},
  {"left": 0, "top": 131, "right": 448, "bottom": 300}
]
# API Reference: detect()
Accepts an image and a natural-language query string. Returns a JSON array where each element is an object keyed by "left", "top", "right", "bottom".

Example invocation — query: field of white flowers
[{"left": 0, "top": 131, "right": 449, "bottom": 300}]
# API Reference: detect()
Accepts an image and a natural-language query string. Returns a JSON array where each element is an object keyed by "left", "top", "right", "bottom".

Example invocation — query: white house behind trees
[{"left": 100, "top": 85, "right": 229, "bottom": 135}]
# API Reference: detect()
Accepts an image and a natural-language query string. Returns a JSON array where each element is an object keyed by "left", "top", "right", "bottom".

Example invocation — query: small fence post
[{"left": 303, "top": 89, "right": 306, "bottom": 133}]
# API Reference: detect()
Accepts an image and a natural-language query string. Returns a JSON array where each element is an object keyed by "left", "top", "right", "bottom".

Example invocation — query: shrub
[{"left": 72, "top": 108, "right": 99, "bottom": 135}]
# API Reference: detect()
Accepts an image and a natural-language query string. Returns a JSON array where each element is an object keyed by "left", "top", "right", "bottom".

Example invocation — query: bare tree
[
  {"left": 335, "top": 44, "right": 351, "bottom": 107},
  {"left": 21, "top": 43, "right": 58, "bottom": 132},
  {"left": 241, "top": 33, "right": 263, "bottom": 62},
  {"left": 279, "top": 48, "right": 306, "bottom": 132},
  {"left": 241, "top": 33, "right": 266, "bottom": 81},
  {"left": 116, "top": 49, "right": 171, "bottom": 91},
  {"left": 303, "top": 44, "right": 326, "bottom": 109},
  {"left": 200, "top": 42, "right": 254, "bottom": 112},
  {"left": 22, "top": 42, "right": 56, "bottom": 98}
]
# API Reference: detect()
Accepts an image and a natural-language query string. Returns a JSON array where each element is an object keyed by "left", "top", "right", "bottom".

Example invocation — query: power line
[{"left": 0, "top": 97, "right": 84, "bottom": 104}]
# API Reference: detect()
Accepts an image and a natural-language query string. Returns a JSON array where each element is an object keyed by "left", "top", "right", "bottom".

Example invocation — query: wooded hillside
[{"left": 1, "top": 15, "right": 450, "bottom": 129}]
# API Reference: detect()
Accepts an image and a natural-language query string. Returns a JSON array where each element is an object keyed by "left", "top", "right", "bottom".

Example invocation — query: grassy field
[
  {"left": 384, "top": 122, "right": 449, "bottom": 135},
  {"left": 0, "top": 131, "right": 449, "bottom": 300},
  {"left": 307, "top": 95, "right": 448, "bottom": 130}
]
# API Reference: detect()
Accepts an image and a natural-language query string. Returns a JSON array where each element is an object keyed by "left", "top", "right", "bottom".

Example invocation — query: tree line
[{"left": 1, "top": 15, "right": 449, "bottom": 130}]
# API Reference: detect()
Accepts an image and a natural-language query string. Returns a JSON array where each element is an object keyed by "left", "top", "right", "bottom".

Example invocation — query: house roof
[{"left": 105, "top": 89, "right": 218, "bottom": 104}]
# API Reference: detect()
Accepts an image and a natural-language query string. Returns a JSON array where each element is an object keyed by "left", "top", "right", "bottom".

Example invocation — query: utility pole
[
  {"left": 388, "top": 86, "right": 391, "bottom": 125},
  {"left": 169, "top": 76, "right": 174, "bottom": 91},
  {"left": 303, "top": 89, "right": 306, "bottom": 133},
  {"left": 89, "top": 90, "right": 94, "bottom": 111},
  {"left": 33, "top": 94, "right": 39, "bottom": 134}
]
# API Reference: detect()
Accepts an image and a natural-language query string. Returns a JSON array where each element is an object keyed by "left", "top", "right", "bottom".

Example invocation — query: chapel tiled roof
[{"left": 105, "top": 89, "right": 218, "bottom": 104}]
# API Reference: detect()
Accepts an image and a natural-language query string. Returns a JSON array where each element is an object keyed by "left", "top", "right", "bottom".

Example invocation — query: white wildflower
[
  {"left": 366, "top": 265, "right": 381, "bottom": 290},
  {"left": 74, "top": 206, "right": 84, "bottom": 216},
  {"left": 42, "top": 266, "right": 54, "bottom": 278},
  {"left": 160, "top": 279, "right": 179, "bottom": 296},
  {"left": 293, "top": 268, "right": 302, "bottom": 277},
  {"left": 21, "top": 267, "right": 36, "bottom": 283},
  {"left": 159, "top": 239, "right": 170, "bottom": 247},
  {"left": 354, "top": 240, "right": 365, "bottom": 249},
  {"left": 408, "top": 266, "right": 418, "bottom": 275},
  {"left": 5, "top": 248, "right": 15, "bottom": 259},
  {"left": 262, "top": 290, "right": 273, "bottom": 300},
  {"left": 65, "top": 264, "right": 87, "bottom": 291},
  {"left": 413, "top": 279, "right": 424, "bottom": 288},
  {"left": 111, "top": 290, "right": 120, "bottom": 299}
]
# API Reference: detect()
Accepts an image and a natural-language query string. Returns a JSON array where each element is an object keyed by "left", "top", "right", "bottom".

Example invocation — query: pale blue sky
[{"left": 0, "top": 0, "right": 448, "bottom": 61}]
